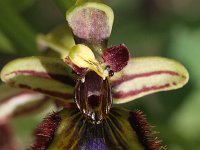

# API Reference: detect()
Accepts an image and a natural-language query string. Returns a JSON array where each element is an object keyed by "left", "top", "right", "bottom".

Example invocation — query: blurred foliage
[
  {"left": 54, "top": 0, "right": 76, "bottom": 14},
  {"left": 0, "top": 0, "right": 199, "bottom": 149}
]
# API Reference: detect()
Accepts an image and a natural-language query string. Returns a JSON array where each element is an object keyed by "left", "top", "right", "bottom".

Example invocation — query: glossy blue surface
[{"left": 85, "top": 138, "right": 107, "bottom": 150}]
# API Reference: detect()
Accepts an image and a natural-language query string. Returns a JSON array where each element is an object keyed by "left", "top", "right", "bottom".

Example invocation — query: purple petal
[{"left": 103, "top": 44, "right": 130, "bottom": 72}]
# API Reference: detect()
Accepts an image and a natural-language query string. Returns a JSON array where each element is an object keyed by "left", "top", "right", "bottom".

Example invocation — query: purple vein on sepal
[
  {"left": 13, "top": 97, "right": 48, "bottom": 117},
  {"left": 7, "top": 70, "right": 76, "bottom": 86},
  {"left": 16, "top": 84, "right": 74, "bottom": 99},
  {"left": 113, "top": 83, "right": 171, "bottom": 99},
  {"left": 0, "top": 91, "right": 35, "bottom": 106},
  {"left": 112, "top": 70, "right": 184, "bottom": 86}
]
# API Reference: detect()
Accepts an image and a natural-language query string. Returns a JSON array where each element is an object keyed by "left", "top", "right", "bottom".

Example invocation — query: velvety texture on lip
[{"left": 44, "top": 107, "right": 165, "bottom": 150}]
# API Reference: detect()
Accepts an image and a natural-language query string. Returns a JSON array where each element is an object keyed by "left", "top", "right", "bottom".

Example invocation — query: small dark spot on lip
[{"left": 87, "top": 95, "right": 101, "bottom": 109}]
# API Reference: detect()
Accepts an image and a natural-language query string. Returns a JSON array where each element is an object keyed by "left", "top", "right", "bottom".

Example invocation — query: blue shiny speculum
[
  {"left": 85, "top": 138, "right": 107, "bottom": 150},
  {"left": 74, "top": 71, "right": 112, "bottom": 124}
]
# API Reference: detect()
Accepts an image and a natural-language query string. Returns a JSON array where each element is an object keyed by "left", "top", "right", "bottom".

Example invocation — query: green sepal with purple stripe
[
  {"left": 1, "top": 56, "right": 77, "bottom": 101},
  {"left": 111, "top": 57, "right": 189, "bottom": 104},
  {"left": 0, "top": 84, "right": 52, "bottom": 123}
]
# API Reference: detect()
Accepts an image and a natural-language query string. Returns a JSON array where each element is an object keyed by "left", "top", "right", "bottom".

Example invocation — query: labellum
[{"left": 32, "top": 108, "right": 166, "bottom": 149}]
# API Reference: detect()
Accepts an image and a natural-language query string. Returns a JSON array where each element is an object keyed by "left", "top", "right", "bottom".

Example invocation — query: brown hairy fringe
[
  {"left": 30, "top": 112, "right": 61, "bottom": 150},
  {"left": 129, "top": 110, "right": 167, "bottom": 150}
]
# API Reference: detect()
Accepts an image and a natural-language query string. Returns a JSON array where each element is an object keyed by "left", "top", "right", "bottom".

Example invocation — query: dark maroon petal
[{"left": 103, "top": 44, "right": 130, "bottom": 72}]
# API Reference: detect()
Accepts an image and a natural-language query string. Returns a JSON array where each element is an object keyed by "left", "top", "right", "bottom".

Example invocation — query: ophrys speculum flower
[{"left": 0, "top": 0, "right": 189, "bottom": 149}]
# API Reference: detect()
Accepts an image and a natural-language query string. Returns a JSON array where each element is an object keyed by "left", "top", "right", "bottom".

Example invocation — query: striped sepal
[
  {"left": 111, "top": 57, "right": 189, "bottom": 104},
  {"left": 0, "top": 85, "right": 49, "bottom": 123},
  {"left": 1, "top": 56, "right": 77, "bottom": 101}
]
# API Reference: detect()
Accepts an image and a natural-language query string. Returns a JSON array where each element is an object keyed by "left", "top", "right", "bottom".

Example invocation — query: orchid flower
[{"left": 0, "top": 0, "right": 189, "bottom": 149}]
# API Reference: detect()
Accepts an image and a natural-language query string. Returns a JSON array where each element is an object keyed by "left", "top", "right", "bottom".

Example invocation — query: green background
[{"left": 0, "top": 0, "right": 199, "bottom": 149}]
